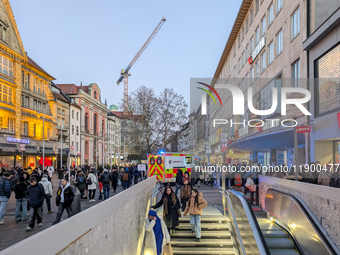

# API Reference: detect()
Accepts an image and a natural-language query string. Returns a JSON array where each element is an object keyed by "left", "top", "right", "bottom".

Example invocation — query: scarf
[
  {"left": 163, "top": 192, "right": 177, "bottom": 216},
  {"left": 148, "top": 210, "right": 163, "bottom": 255}
]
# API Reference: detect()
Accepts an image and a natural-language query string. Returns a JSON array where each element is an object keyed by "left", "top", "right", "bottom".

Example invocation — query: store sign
[
  {"left": 248, "top": 37, "right": 266, "bottom": 64},
  {"left": 297, "top": 126, "right": 311, "bottom": 133},
  {"left": 7, "top": 137, "right": 30, "bottom": 144}
]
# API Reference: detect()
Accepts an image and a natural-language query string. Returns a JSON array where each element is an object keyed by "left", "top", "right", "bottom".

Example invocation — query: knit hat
[{"left": 42, "top": 174, "right": 48, "bottom": 178}]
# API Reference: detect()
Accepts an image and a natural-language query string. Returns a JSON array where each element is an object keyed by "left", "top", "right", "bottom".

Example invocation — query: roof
[
  {"left": 27, "top": 56, "right": 55, "bottom": 80},
  {"left": 52, "top": 91, "right": 69, "bottom": 104},
  {"left": 212, "top": 0, "right": 251, "bottom": 82},
  {"left": 71, "top": 102, "right": 82, "bottom": 110},
  {"left": 110, "top": 111, "right": 128, "bottom": 119},
  {"left": 56, "top": 84, "right": 79, "bottom": 95},
  {"left": 77, "top": 85, "right": 89, "bottom": 93}
]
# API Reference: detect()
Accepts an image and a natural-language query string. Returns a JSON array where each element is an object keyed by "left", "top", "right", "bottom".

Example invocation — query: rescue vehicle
[{"left": 147, "top": 152, "right": 202, "bottom": 183}]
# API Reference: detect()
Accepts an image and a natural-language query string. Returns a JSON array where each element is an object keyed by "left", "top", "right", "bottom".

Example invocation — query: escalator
[{"left": 222, "top": 188, "right": 340, "bottom": 255}]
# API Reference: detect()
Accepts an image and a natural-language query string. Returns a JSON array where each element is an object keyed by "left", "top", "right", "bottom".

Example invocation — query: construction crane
[{"left": 117, "top": 17, "right": 166, "bottom": 113}]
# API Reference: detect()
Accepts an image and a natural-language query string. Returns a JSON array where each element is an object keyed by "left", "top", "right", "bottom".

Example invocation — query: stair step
[
  {"left": 177, "top": 223, "right": 229, "bottom": 230},
  {"left": 262, "top": 230, "right": 289, "bottom": 238},
  {"left": 172, "top": 247, "right": 236, "bottom": 254},
  {"left": 171, "top": 231, "right": 231, "bottom": 238},
  {"left": 269, "top": 249, "right": 300, "bottom": 255},
  {"left": 265, "top": 238, "right": 295, "bottom": 249},
  {"left": 171, "top": 239, "right": 233, "bottom": 247}
]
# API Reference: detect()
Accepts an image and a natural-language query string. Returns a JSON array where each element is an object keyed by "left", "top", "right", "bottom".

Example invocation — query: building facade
[{"left": 108, "top": 104, "right": 122, "bottom": 166}]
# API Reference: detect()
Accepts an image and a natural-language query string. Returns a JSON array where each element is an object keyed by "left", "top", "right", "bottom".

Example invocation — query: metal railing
[{"left": 220, "top": 188, "right": 270, "bottom": 255}]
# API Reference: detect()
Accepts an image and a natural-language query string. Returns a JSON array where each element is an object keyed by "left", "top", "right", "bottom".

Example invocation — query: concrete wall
[
  {"left": 0, "top": 177, "right": 157, "bottom": 255},
  {"left": 259, "top": 175, "right": 340, "bottom": 249}
]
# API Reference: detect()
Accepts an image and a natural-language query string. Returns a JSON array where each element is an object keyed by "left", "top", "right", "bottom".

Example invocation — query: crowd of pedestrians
[{"left": 0, "top": 163, "right": 147, "bottom": 232}]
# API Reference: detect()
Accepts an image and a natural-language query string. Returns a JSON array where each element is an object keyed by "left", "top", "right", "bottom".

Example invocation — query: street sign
[
  {"left": 297, "top": 126, "right": 311, "bottom": 133},
  {"left": 54, "top": 148, "right": 59, "bottom": 154},
  {"left": 138, "top": 164, "right": 146, "bottom": 171}
]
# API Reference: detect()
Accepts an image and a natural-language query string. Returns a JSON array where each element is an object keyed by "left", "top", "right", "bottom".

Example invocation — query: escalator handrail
[
  {"left": 221, "top": 188, "right": 271, "bottom": 255},
  {"left": 267, "top": 188, "right": 340, "bottom": 255}
]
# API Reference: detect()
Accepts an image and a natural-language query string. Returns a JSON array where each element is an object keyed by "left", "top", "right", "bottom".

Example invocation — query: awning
[
  {"left": 24, "top": 146, "right": 39, "bottom": 154},
  {"left": 0, "top": 143, "right": 18, "bottom": 152},
  {"left": 229, "top": 129, "right": 305, "bottom": 152},
  {"left": 40, "top": 147, "right": 54, "bottom": 154}
]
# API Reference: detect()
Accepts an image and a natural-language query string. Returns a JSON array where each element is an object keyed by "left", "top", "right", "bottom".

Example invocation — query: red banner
[
  {"left": 297, "top": 126, "right": 311, "bottom": 133},
  {"left": 337, "top": 112, "right": 340, "bottom": 129}
]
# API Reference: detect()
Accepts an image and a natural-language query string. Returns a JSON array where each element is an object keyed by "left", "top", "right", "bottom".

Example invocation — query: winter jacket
[
  {"left": 56, "top": 183, "right": 75, "bottom": 206},
  {"left": 111, "top": 171, "right": 119, "bottom": 181},
  {"left": 175, "top": 170, "right": 183, "bottom": 184},
  {"left": 87, "top": 173, "right": 97, "bottom": 190},
  {"left": 0, "top": 177, "right": 11, "bottom": 198},
  {"left": 183, "top": 192, "right": 208, "bottom": 216},
  {"left": 76, "top": 173, "right": 87, "bottom": 190},
  {"left": 318, "top": 171, "right": 333, "bottom": 186},
  {"left": 9, "top": 176, "right": 19, "bottom": 191},
  {"left": 180, "top": 177, "right": 192, "bottom": 199},
  {"left": 14, "top": 182, "right": 27, "bottom": 199},
  {"left": 100, "top": 171, "right": 111, "bottom": 184},
  {"left": 39, "top": 177, "right": 53, "bottom": 196},
  {"left": 26, "top": 183, "right": 45, "bottom": 208},
  {"left": 144, "top": 216, "right": 170, "bottom": 255}
]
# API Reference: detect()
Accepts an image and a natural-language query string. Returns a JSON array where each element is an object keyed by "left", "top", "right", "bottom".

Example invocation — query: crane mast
[{"left": 117, "top": 17, "right": 166, "bottom": 113}]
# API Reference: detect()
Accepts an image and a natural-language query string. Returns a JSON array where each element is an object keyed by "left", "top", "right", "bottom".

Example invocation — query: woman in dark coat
[
  {"left": 151, "top": 186, "right": 180, "bottom": 234},
  {"left": 180, "top": 171, "right": 192, "bottom": 211}
]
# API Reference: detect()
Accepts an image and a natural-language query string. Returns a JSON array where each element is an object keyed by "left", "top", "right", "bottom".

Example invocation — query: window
[
  {"left": 72, "top": 141, "right": 74, "bottom": 147},
  {"left": 277, "top": 0, "right": 282, "bottom": 13},
  {"left": 157, "top": 157, "right": 162, "bottom": 165},
  {"left": 33, "top": 100, "right": 37, "bottom": 111},
  {"left": 255, "top": 0, "right": 259, "bottom": 14},
  {"left": 276, "top": 30, "right": 283, "bottom": 55},
  {"left": 72, "top": 110, "right": 74, "bottom": 119},
  {"left": 261, "top": 16, "right": 266, "bottom": 36},
  {"left": 0, "top": 84, "right": 13, "bottom": 104},
  {"left": 0, "top": 24, "right": 6, "bottom": 42},
  {"left": 42, "top": 82, "right": 45, "bottom": 95},
  {"left": 242, "top": 51, "right": 245, "bottom": 67},
  {"left": 62, "top": 110, "right": 65, "bottom": 116},
  {"left": 0, "top": 116, "right": 2, "bottom": 127},
  {"left": 61, "top": 118, "right": 64, "bottom": 128},
  {"left": 255, "top": 27, "right": 259, "bottom": 44},
  {"left": 238, "top": 58, "right": 241, "bottom": 72},
  {"left": 241, "top": 26, "right": 244, "bottom": 41},
  {"left": 57, "top": 108, "right": 61, "bottom": 114},
  {"left": 234, "top": 44, "right": 236, "bottom": 56},
  {"left": 261, "top": 51, "right": 266, "bottom": 72},
  {"left": 38, "top": 80, "right": 41, "bottom": 94},
  {"left": 33, "top": 123, "right": 36, "bottom": 137},
  {"left": 291, "top": 8, "right": 300, "bottom": 39},
  {"left": 43, "top": 103, "right": 46, "bottom": 113},
  {"left": 76, "top": 142, "right": 78, "bottom": 152},
  {"left": 238, "top": 34, "right": 241, "bottom": 48},
  {"left": 250, "top": 67, "right": 254, "bottom": 84},
  {"left": 24, "top": 73, "right": 28, "bottom": 88},
  {"left": 94, "top": 91, "right": 97, "bottom": 99},
  {"left": 245, "top": 17, "right": 249, "bottom": 34},
  {"left": 234, "top": 66, "right": 236, "bottom": 78},
  {"left": 121, "top": 136, "right": 124, "bottom": 143},
  {"left": 24, "top": 96, "right": 28, "bottom": 108},
  {"left": 246, "top": 44, "right": 249, "bottom": 61},
  {"left": 150, "top": 157, "right": 155, "bottom": 165},
  {"left": 250, "top": 6, "right": 254, "bottom": 24},
  {"left": 57, "top": 117, "right": 60, "bottom": 127},
  {"left": 0, "top": 55, "right": 13, "bottom": 77},
  {"left": 22, "top": 122, "right": 28, "bottom": 136},
  {"left": 250, "top": 36, "right": 254, "bottom": 52},
  {"left": 256, "top": 60, "right": 260, "bottom": 78},
  {"left": 38, "top": 101, "right": 41, "bottom": 112},
  {"left": 85, "top": 141, "right": 88, "bottom": 153},
  {"left": 268, "top": 41, "right": 274, "bottom": 64},
  {"left": 72, "top": 125, "right": 74, "bottom": 135},
  {"left": 76, "top": 112, "right": 79, "bottom": 120},
  {"left": 268, "top": 3, "right": 274, "bottom": 27},
  {"left": 47, "top": 127, "right": 51, "bottom": 139},
  {"left": 94, "top": 114, "right": 97, "bottom": 135},
  {"left": 33, "top": 78, "right": 37, "bottom": 92},
  {"left": 292, "top": 59, "right": 300, "bottom": 87},
  {"left": 246, "top": 73, "right": 249, "bottom": 90},
  {"left": 77, "top": 126, "right": 79, "bottom": 135},
  {"left": 85, "top": 113, "right": 89, "bottom": 131},
  {"left": 8, "top": 118, "right": 14, "bottom": 133}
]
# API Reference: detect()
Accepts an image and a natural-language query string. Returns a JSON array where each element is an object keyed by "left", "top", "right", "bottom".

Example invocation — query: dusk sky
[{"left": 11, "top": 0, "right": 242, "bottom": 110}]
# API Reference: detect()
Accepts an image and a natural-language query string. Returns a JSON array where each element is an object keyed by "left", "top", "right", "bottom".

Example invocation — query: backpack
[
  {"left": 123, "top": 173, "right": 129, "bottom": 182},
  {"left": 86, "top": 177, "right": 93, "bottom": 185},
  {"left": 78, "top": 176, "right": 84, "bottom": 184},
  {"left": 102, "top": 173, "right": 110, "bottom": 183},
  {"left": 234, "top": 173, "right": 242, "bottom": 186}
]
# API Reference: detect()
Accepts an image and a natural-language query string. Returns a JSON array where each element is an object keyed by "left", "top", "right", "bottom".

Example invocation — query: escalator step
[
  {"left": 265, "top": 238, "right": 295, "bottom": 249},
  {"left": 172, "top": 247, "right": 236, "bottom": 254},
  {"left": 262, "top": 230, "right": 288, "bottom": 238},
  {"left": 269, "top": 249, "right": 300, "bottom": 255}
]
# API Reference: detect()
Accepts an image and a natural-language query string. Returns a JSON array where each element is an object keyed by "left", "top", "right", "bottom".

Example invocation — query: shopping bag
[
  {"left": 245, "top": 178, "right": 256, "bottom": 192},
  {"left": 163, "top": 243, "right": 173, "bottom": 255},
  {"left": 117, "top": 179, "right": 122, "bottom": 186}
]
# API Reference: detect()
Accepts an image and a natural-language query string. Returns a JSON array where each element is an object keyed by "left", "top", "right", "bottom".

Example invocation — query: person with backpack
[
  {"left": 100, "top": 169, "right": 111, "bottom": 200},
  {"left": 14, "top": 176, "right": 28, "bottom": 222},
  {"left": 76, "top": 171, "right": 86, "bottom": 199},
  {"left": 25, "top": 177, "right": 45, "bottom": 231},
  {"left": 39, "top": 174, "right": 53, "bottom": 214},
  {"left": 110, "top": 169, "right": 119, "bottom": 193},
  {"left": 133, "top": 167, "right": 140, "bottom": 185},
  {"left": 230, "top": 165, "right": 243, "bottom": 192},
  {"left": 122, "top": 169, "right": 131, "bottom": 190},
  {"left": 180, "top": 171, "right": 192, "bottom": 211},
  {"left": 0, "top": 172, "right": 11, "bottom": 224},
  {"left": 87, "top": 171, "right": 97, "bottom": 202},
  {"left": 52, "top": 178, "right": 75, "bottom": 225},
  {"left": 183, "top": 189, "right": 208, "bottom": 242}
]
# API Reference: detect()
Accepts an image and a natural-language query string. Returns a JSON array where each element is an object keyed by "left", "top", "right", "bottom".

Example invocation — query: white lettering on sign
[{"left": 251, "top": 37, "right": 266, "bottom": 62}]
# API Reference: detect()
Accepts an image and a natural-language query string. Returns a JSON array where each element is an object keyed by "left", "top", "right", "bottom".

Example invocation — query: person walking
[
  {"left": 318, "top": 165, "right": 333, "bottom": 186},
  {"left": 151, "top": 186, "right": 180, "bottom": 234},
  {"left": 122, "top": 169, "right": 131, "bottom": 190},
  {"left": 0, "top": 172, "right": 11, "bottom": 224},
  {"left": 133, "top": 167, "right": 140, "bottom": 185},
  {"left": 180, "top": 171, "right": 192, "bottom": 211},
  {"left": 39, "top": 174, "right": 53, "bottom": 213},
  {"left": 52, "top": 178, "right": 75, "bottom": 225},
  {"left": 110, "top": 168, "right": 119, "bottom": 193},
  {"left": 25, "top": 177, "right": 45, "bottom": 231},
  {"left": 100, "top": 169, "right": 111, "bottom": 200},
  {"left": 183, "top": 189, "right": 208, "bottom": 242},
  {"left": 144, "top": 210, "right": 171, "bottom": 255},
  {"left": 175, "top": 169, "right": 183, "bottom": 197},
  {"left": 14, "top": 177, "right": 28, "bottom": 222},
  {"left": 87, "top": 171, "right": 97, "bottom": 202},
  {"left": 76, "top": 171, "right": 86, "bottom": 199}
]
